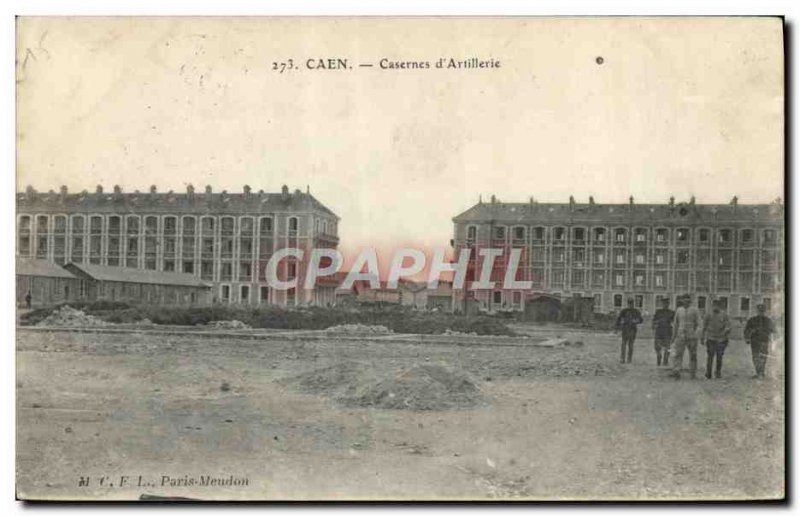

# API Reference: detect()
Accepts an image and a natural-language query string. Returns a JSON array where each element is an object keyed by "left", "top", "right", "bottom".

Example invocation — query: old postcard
[{"left": 15, "top": 16, "right": 784, "bottom": 501}]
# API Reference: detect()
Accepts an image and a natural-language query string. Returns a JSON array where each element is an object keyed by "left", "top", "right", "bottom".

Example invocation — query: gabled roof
[
  {"left": 453, "top": 200, "right": 783, "bottom": 225},
  {"left": 64, "top": 262, "right": 211, "bottom": 288},
  {"left": 16, "top": 258, "right": 78, "bottom": 279}
]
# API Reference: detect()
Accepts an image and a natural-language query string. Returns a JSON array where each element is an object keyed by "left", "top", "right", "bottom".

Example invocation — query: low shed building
[
  {"left": 63, "top": 263, "right": 212, "bottom": 306},
  {"left": 426, "top": 281, "right": 454, "bottom": 311},
  {"left": 16, "top": 258, "right": 82, "bottom": 307}
]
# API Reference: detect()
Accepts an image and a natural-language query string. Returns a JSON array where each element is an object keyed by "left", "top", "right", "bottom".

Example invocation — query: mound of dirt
[
  {"left": 286, "top": 361, "right": 366, "bottom": 397},
  {"left": 285, "top": 362, "right": 482, "bottom": 411},
  {"left": 36, "top": 305, "right": 110, "bottom": 327},
  {"left": 344, "top": 364, "right": 482, "bottom": 410},
  {"left": 207, "top": 320, "right": 251, "bottom": 330},
  {"left": 325, "top": 324, "right": 393, "bottom": 335}
]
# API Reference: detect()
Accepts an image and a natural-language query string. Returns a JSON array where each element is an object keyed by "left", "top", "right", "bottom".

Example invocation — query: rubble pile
[
  {"left": 285, "top": 361, "right": 482, "bottom": 411},
  {"left": 207, "top": 320, "right": 251, "bottom": 330},
  {"left": 36, "top": 305, "right": 110, "bottom": 327},
  {"left": 344, "top": 364, "right": 482, "bottom": 410},
  {"left": 325, "top": 324, "right": 393, "bottom": 335},
  {"left": 513, "top": 357, "right": 624, "bottom": 377}
]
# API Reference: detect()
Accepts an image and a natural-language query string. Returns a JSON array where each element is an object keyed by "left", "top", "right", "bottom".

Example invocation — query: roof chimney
[
  {"left": 669, "top": 196, "right": 675, "bottom": 207},
  {"left": 243, "top": 184, "right": 251, "bottom": 197},
  {"left": 629, "top": 195, "right": 634, "bottom": 207},
  {"left": 59, "top": 185, "right": 68, "bottom": 202},
  {"left": 95, "top": 185, "right": 103, "bottom": 194},
  {"left": 589, "top": 196, "right": 595, "bottom": 205},
  {"left": 689, "top": 196, "right": 696, "bottom": 205},
  {"left": 490, "top": 194, "right": 496, "bottom": 204},
  {"left": 730, "top": 195, "right": 738, "bottom": 205},
  {"left": 281, "top": 184, "right": 289, "bottom": 201}
]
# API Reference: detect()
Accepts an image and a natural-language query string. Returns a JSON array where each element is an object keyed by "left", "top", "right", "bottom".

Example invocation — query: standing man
[
  {"left": 615, "top": 298, "right": 643, "bottom": 364},
  {"left": 744, "top": 304, "right": 776, "bottom": 379},
  {"left": 652, "top": 297, "right": 675, "bottom": 366},
  {"left": 702, "top": 300, "right": 732, "bottom": 379},
  {"left": 24, "top": 290, "right": 32, "bottom": 309},
  {"left": 670, "top": 294, "right": 703, "bottom": 379}
]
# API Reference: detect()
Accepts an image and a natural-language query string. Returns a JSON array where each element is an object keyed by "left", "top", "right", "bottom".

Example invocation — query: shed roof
[
  {"left": 64, "top": 262, "right": 211, "bottom": 288},
  {"left": 16, "top": 258, "right": 78, "bottom": 279}
]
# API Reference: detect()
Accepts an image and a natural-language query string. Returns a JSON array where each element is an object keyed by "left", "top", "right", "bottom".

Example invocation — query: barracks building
[
  {"left": 16, "top": 184, "right": 340, "bottom": 307},
  {"left": 451, "top": 196, "right": 784, "bottom": 318}
]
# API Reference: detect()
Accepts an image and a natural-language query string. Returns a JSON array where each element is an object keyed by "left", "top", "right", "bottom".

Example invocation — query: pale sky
[{"left": 16, "top": 17, "right": 784, "bottom": 260}]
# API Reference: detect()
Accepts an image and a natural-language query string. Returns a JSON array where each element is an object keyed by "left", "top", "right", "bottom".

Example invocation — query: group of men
[{"left": 614, "top": 296, "right": 777, "bottom": 380}]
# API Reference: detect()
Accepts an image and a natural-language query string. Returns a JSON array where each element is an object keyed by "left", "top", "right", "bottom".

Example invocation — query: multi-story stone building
[
  {"left": 452, "top": 196, "right": 784, "bottom": 318},
  {"left": 16, "top": 184, "right": 340, "bottom": 306}
]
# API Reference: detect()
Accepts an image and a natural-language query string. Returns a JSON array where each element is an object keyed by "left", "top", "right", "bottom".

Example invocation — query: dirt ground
[{"left": 16, "top": 325, "right": 784, "bottom": 501}]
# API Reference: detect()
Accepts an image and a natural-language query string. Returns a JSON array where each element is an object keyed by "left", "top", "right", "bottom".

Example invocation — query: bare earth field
[{"left": 16, "top": 325, "right": 784, "bottom": 501}]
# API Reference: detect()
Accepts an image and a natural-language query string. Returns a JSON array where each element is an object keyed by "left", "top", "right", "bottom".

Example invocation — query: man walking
[
  {"left": 615, "top": 298, "right": 643, "bottom": 364},
  {"left": 744, "top": 304, "right": 776, "bottom": 379},
  {"left": 702, "top": 300, "right": 731, "bottom": 379},
  {"left": 25, "top": 290, "right": 32, "bottom": 309},
  {"left": 670, "top": 294, "right": 702, "bottom": 379},
  {"left": 652, "top": 298, "right": 675, "bottom": 366}
]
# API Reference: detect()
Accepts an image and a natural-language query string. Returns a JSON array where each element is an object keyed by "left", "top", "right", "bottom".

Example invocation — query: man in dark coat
[
  {"left": 702, "top": 299, "right": 732, "bottom": 379},
  {"left": 652, "top": 297, "right": 675, "bottom": 366},
  {"left": 744, "top": 304, "right": 776, "bottom": 379},
  {"left": 616, "top": 298, "right": 643, "bottom": 364}
]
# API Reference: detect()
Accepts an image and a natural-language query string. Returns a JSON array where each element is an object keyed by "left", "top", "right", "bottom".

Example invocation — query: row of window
[
  {"left": 484, "top": 290, "right": 773, "bottom": 314},
  {"left": 524, "top": 248, "right": 779, "bottom": 268},
  {"left": 97, "top": 283, "right": 204, "bottom": 305},
  {"left": 18, "top": 214, "right": 338, "bottom": 238},
  {"left": 218, "top": 284, "right": 272, "bottom": 304},
  {"left": 466, "top": 225, "right": 780, "bottom": 246},
  {"left": 19, "top": 234, "right": 280, "bottom": 261},
  {"left": 604, "top": 293, "right": 772, "bottom": 313},
  {"left": 524, "top": 269, "right": 779, "bottom": 291}
]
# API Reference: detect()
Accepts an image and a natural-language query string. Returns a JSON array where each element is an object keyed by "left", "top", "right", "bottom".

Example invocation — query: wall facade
[{"left": 16, "top": 275, "right": 82, "bottom": 307}]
